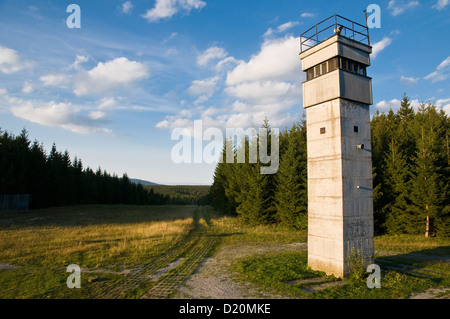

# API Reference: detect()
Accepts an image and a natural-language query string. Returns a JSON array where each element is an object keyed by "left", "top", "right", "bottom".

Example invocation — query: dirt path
[
  {"left": 174, "top": 243, "right": 307, "bottom": 299},
  {"left": 92, "top": 206, "right": 218, "bottom": 299}
]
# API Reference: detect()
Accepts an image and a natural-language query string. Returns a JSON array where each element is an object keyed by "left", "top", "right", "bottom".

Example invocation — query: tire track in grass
[
  {"left": 143, "top": 206, "right": 218, "bottom": 299},
  {"left": 94, "top": 206, "right": 217, "bottom": 299},
  {"left": 143, "top": 234, "right": 218, "bottom": 299}
]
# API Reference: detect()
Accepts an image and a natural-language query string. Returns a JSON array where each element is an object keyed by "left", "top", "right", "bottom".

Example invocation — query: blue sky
[{"left": 0, "top": 0, "right": 449, "bottom": 185}]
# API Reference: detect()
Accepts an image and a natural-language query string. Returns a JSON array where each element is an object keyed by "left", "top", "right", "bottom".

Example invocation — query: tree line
[
  {"left": 0, "top": 129, "right": 168, "bottom": 208},
  {"left": 210, "top": 95, "right": 450, "bottom": 237}
]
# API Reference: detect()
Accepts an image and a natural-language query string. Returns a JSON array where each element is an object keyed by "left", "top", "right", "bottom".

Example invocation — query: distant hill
[{"left": 129, "top": 178, "right": 159, "bottom": 186}]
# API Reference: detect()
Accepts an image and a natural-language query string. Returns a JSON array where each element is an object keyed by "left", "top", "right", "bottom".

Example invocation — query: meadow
[{"left": 0, "top": 205, "right": 448, "bottom": 299}]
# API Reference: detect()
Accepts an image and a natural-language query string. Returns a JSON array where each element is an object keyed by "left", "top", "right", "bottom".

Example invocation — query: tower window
[
  {"left": 358, "top": 65, "right": 366, "bottom": 76},
  {"left": 340, "top": 57, "right": 348, "bottom": 70},
  {"left": 305, "top": 57, "right": 368, "bottom": 81},
  {"left": 307, "top": 68, "right": 314, "bottom": 81},
  {"left": 321, "top": 62, "right": 328, "bottom": 74},
  {"left": 314, "top": 65, "right": 321, "bottom": 78},
  {"left": 354, "top": 126, "right": 359, "bottom": 133},
  {"left": 320, "top": 127, "right": 326, "bottom": 134},
  {"left": 328, "top": 57, "right": 338, "bottom": 72}
]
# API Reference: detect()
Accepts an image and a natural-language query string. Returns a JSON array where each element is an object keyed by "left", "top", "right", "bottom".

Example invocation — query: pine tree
[
  {"left": 383, "top": 138, "right": 413, "bottom": 234},
  {"left": 210, "top": 138, "right": 238, "bottom": 214},
  {"left": 275, "top": 121, "right": 307, "bottom": 230},
  {"left": 397, "top": 93, "right": 416, "bottom": 164},
  {"left": 228, "top": 120, "right": 278, "bottom": 225},
  {"left": 371, "top": 110, "right": 394, "bottom": 232},
  {"left": 410, "top": 103, "right": 446, "bottom": 237}
]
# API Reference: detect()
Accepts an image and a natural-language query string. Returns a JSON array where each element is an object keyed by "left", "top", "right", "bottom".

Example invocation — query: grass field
[{"left": 0, "top": 205, "right": 448, "bottom": 299}]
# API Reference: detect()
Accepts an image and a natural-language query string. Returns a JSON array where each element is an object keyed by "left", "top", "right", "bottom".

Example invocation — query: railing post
[
  {"left": 364, "top": 9, "right": 370, "bottom": 46},
  {"left": 316, "top": 24, "right": 318, "bottom": 44},
  {"left": 352, "top": 22, "right": 355, "bottom": 40}
]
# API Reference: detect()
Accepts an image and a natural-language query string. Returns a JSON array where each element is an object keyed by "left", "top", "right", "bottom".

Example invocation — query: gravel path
[{"left": 174, "top": 243, "right": 307, "bottom": 299}]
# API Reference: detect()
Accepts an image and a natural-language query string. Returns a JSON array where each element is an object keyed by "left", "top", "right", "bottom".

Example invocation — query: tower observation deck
[{"left": 300, "top": 14, "right": 370, "bottom": 54}]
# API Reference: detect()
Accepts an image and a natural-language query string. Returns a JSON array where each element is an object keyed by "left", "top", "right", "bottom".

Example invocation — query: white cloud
[
  {"left": 163, "top": 32, "right": 178, "bottom": 43},
  {"left": 444, "top": 104, "right": 450, "bottom": 115},
  {"left": 7, "top": 98, "right": 110, "bottom": 134},
  {"left": 40, "top": 73, "right": 71, "bottom": 87},
  {"left": 215, "top": 56, "right": 241, "bottom": 71},
  {"left": 0, "top": 45, "right": 31, "bottom": 74},
  {"left": 225, "top": 80, "right": 296, "bottom": 105},
  {"left": 74, "top": 57, "right": 149, "bottom": 95},
  {"left": 89, "top": 111, "right": 106, "bottom": 120},
  {"left": 410, "top": 99, "right": 421, "bottom": 112},
  {"left": 98, "top": 97, "right": 118, "bottom": 110},
  {"left": 142, "top": 0, "right": 206, "bottom": 22},
  {"left": 264, "top": 21, "right": 299, "bottom": 37},
  {"left": 425, "top": 56, "right": 450, "bottom": 83},
  {"left": 0, "top": 88, "right": 7, "bottom": 96},
  {"left": 301, "top": 12, "right": 315, "bottom": 18},
  {"left": 121, "top": 1, "right": 134, "bottom": 14},
  {"left": 436, "top": 98, "right": 450, "bottom": 105},
  {"left": 400, "top": 75, "right": 419, "bottom": 86},
  {"left": 69, "top": 55, "right": 88, "bottom": 70},
  {"left": 375, "top": 98, "right": 401, "bottom": 111},
  {"left": 197, "top": 46, "right": 228, "bottom": 66},
  {"left": 388, "top": 0, "right": 419, "bottom": 16},
  {"left": 371, "top": 37, "right": 392, "bottom": 59},
  {"left": 187, "top": 76, "right": 219, "bottom": 97},
  {"left": 193, "top": 95, "right": 210, "bottom": 105},
  {"left": 224, "top": 36, "right": 301, "bottom": 126},
  {"left": 435, "top": 98, "right": 450, "bottom": 115},
  {"left": 432, "top": 0, "right": 449, "bottom": 10},
  {"left": 376, "top": 98, "right": 421, "bottom": 112},
  {"left": 226, "top": 36, "right": 300, "bottom": 85},
  {"left": 22, "top": 81, "right": 33, "bottom": 94},
  {"left": 437, "top": 56, "right": 450, "bottom": 70}
]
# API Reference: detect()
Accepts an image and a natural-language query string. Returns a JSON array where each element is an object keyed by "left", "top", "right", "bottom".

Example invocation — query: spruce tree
[
  {"left": 397, "top": 93, "right": 416, "bottom": 164},
  {"left": 210, "top": 139, "right": 236, "bottom": 214},
  {"left": 275, "top": 121, "right": 307, "bottom": 229},
  {"left": 383, "top": 138, "right": 413, "bottom": 234},
  {"left": 410, "top": 103, "right": 446, "bottom": 237}
]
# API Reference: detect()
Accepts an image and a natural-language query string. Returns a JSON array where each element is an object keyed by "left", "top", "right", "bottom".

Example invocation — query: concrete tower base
[{"left": 306, "top": 98, "right": 374, "bottom": 277}]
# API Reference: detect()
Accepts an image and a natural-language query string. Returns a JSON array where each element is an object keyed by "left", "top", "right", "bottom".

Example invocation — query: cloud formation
[
  {"left": 73, "top": 57, "right": 149, "bottom": 95},
  {"left": 197, "top": 46, "right": 227, "bottom": 66},
  {"left": 226, "top": 36, "right": 299, "bottom": 85},
  {"left": 300, "top": 12, "right": 315, "bottom": 18},
  {"left": 388, "top": 0, "right": 419, "bottom": 16},
  {"left": 0, "top": 45, "right": 32, "bottom": 74},
  {"left": 156, "top": 35, "right": 302, "bottom": 134},
  {"left": 5, "top": 96, "right": 110, "bottom": 134},
  {"left": 264, "top": 21, "right": 300, "bottom": 37},
  {"left": 400, "top": 75, "right": 419, "bottom": 86},
  {"left": 22, "top": 81, "right": 33, "bottom": 94},
  {"left": 121, "top": 1, "right": 134, "bottom": 14},
  {"left": 187, "top": 76, "right": 219, "bottom": 97},
  {"left": 371, "top": 37, "right": 392, "bottom": 59},
  {"left": 435, "top": 98, "right": 450, "bottom": 114},
  {"left": 142, "top": 0, "right": 206, "bottom": 22},
  {"left": 424, "top": 56, "right": 450, "bottom": 83},
  {"left": 375, "top": 98, "right": 421, "bottom": 112},
  {"left": 432, "top": 0, "right": 449, "bottom": 10},
  {"left": 40, "top": 73, "right": 71, "bottom": 87}
]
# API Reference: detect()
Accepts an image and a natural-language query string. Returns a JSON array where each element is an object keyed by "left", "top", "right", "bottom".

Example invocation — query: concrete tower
[{"left": 299, "top": 15, "right": 374, "bottom": 277}]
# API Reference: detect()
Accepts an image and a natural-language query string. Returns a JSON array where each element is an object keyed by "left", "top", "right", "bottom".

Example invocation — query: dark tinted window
[{"left": 305, "top": 57, "right": 368, "bottom": 81}]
